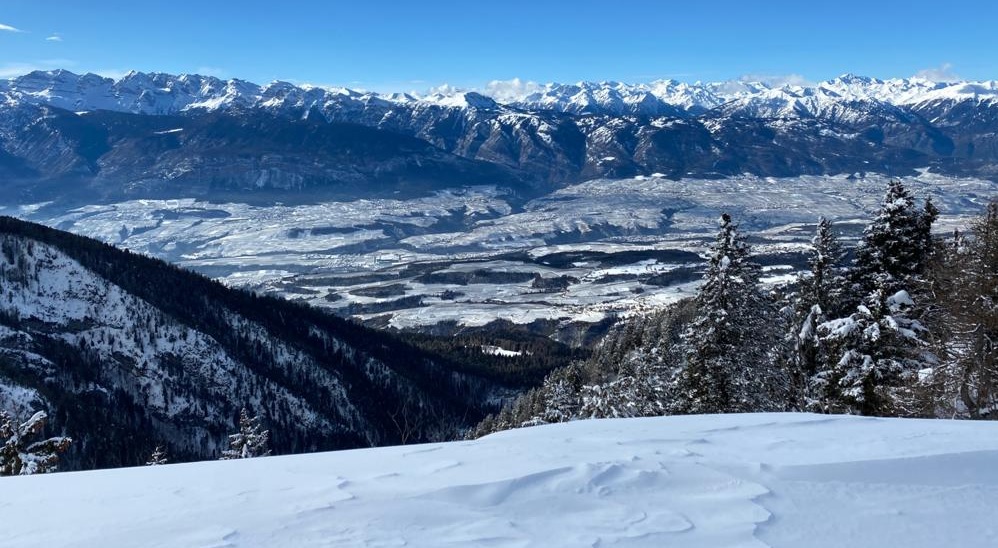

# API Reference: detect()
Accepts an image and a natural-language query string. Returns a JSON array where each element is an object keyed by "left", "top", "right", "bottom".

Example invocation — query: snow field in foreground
[{"left": 3, "top": 413, "right": 998, "bottom": 547}]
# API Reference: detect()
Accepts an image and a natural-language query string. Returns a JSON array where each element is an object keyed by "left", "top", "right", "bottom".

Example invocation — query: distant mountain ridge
[
  {"left": 2, "top": 69, "right": 997, "bottom": 205},
  {"left": 3, "top": 69, "right": 996, "bottom": 117}
]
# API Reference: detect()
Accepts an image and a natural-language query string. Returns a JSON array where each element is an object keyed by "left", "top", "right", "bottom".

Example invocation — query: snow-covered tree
[
  {"left": 801, "top": 217, "right": 847, "bottom": 316},
  {"left": 539, "top": 365, "right": 583, "bottom": 423},
  {"left": 814, "top": 288, "right": 929, "bottom": 415},
  {"left": 220, "top": 408, "right": 270, "bottom": 460},
  {"left": 810, "top": 179, "right": 938, "bottom": 416},
  {"left": 0, "top": 410, "right": 72, "bottom": 476},
  {"left": 672, "top": 213, "right": 786, "bottom": 414},
  {"left": 579, "top": 379, "right": 637, "bottom": 418},
  {"left": 849, "top": 179, "right": 935, "bottom": 299},
  {"left": 789, "top": 303, "right": 824, "bottom": 408},
  {"left": 923, "top": 202, "right": 998, "bottom": 418},
  {"left": 146, "top": 445, "right": 168, "bottom": 466},
  {"left": 575, "top": 357, "right": 669, "bottom": 419},
  {"left": 785, "top": 217, "right": 848, "bottom": 407}
]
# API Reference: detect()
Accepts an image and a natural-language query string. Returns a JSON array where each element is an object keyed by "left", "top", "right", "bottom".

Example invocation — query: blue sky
[{"left": 1, "top": 0, "right": 996, "bottom": 91}]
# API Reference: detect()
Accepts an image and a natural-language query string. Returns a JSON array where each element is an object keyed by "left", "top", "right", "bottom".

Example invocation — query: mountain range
[
  {"left": 2, "top": 70, "right": 997, "bottom": 205},
  {"left": 4, "top": 70, "right": 996, "bottom": 117}
]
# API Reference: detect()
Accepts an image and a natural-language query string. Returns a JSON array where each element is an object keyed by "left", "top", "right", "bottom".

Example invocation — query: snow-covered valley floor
[
  {"left": 4, "top": 413, "right": 998, "bottom": 547},
  {"left": 15, "top": 172, "right": 998, "bottom": 330}
]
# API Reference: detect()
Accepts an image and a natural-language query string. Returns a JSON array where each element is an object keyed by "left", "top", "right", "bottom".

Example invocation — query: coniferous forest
[
  {"left": 473, "top": 179, "right": 998, "bottom": 436},
  {"left": 0, "top": 216, "right": 575, "bottom": 472}
]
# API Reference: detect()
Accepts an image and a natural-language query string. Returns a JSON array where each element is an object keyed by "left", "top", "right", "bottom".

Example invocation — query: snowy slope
[
  {"left": 0, "top": 218, "right": 503, "bottom": 469},
  {"left": 4, "top": 413, "right": 997, "bottom": 548}
]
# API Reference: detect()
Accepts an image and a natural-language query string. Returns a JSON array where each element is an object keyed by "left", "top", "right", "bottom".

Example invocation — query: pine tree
[
  {"left": 539, "top": 364, "right": 583, "bottom": 423},
  {"left": 220, "top": 408, "right": 270, "bottom": 460},
  {"left": 924, "top": 202, "right": 998, "bottom": 418},
  {"left": 672, "top": 214, "right": 786, "bottom": 414},
  {"left": 0, "top": 410, "right": 72, "bottom": 476},
  {"left": 814, "top": 287, "right": 929, "bottom": 415},
  {"left": 814, "top": 180, "right": 937, "bottom": 415},
  {"left": 787, "top": 217, "right": 847, "bottom": 407},
  {"left": 146, "top": 445, "right": 169, "bottom": 466},
  {"left": 801, "top": 217, "right": 846, "bottom": 316},
  {"left": 849, "top": 179, "right": 934, "bottom": 299}
]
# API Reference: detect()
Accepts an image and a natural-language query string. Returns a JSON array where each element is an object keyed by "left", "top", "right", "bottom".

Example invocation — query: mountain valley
[{"left": 3, "top": 68, "right": 998, "bottom": 470}]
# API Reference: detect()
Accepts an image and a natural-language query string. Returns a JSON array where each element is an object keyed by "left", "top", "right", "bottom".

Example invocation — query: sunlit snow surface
[
  {"left": 4, "top": 413, "right": 998, "bottom": 547},
  {"left": 21, "top": 172, "right": 998, "bottom": 328}
]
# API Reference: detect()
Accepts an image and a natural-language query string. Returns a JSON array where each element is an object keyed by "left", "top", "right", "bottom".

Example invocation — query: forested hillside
[{"left": 0, "top": 217, "right": 517, "bottom": 470}]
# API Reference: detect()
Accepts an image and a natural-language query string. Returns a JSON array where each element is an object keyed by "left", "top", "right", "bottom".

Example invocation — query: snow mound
[{"left": 3, "top": 413, "right": 998, "bottom": 547}]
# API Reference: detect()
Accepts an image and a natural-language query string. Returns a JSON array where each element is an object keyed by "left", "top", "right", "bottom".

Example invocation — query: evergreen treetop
[
  {"left": 147, "top": 445, "right": 169, "bottom": 466},
  {"left": 220, "top": 408, "right": 270, "bottom": 460},
  {"left": 675, "top": 213, "right": 783, "bottom": 414},
  {"left": 851, "top": 179, "right": 935, "bottom": 298}
]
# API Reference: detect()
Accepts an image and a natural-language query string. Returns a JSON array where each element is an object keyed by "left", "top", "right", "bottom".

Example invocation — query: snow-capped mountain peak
[
  {"left": 418, "top": 90, "right": 499, "bottom": 110},
  {"left": 2, "top": 68, "right": 997, "bottom": 118}
]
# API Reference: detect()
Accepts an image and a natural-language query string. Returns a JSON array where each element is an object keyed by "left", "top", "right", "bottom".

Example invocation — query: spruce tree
[
  {"left": 814, "top": 287, "right": 928, "bottom": 415},
  {"left": 220, "top": 408, "right": 271, "bottom": 460},
  {"left": 539, "top": 364, "right": 583, "bottom": 423},
  {"left": 801, "top": 217, "right": 846, "bottom": 316},
  {"left": 789, "top": 217, "right": 847, "bottom": 407},
  {"left": 673, "top": 213, "right": 785, "bottom": 414},
  {"left": 814, "top": 179, "right": 937, "bottom": 415},
  {"left": 146, "top": 445, "right": 169, "bottom": 466},
  {"left": 0, "top": 410, "right": 72, "bottom": 476},
  {"left": 849, "top": 179, "right": 933, "bottom": 299},
  {"left": 925, "top": 202, "right": 998, "bottom": 418}
]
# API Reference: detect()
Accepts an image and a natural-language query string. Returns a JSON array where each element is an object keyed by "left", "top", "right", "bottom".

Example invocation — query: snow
[
  {"left": 482, "top": 345, "right": 524, "bottom": 357},
  {"left": 887, "top": 290, "right": 915, "bottom": 311},
  {"left": 17, "top": 172, "right": 998, "bottom": 329},
  {"left": 0, "top": 380, "right": 44, "bottom": 420},
  {"left": 3, "top": 413, "right": 997, "bottom": 547},
  {"left": 0, "top": 235, "right": 343, "bottom": 432},
  {"left": 820, "top": 317, "right": 858, "bottom": 339},
  {"left": 3, "top": 69, "right": 997, "bottom": 117}
]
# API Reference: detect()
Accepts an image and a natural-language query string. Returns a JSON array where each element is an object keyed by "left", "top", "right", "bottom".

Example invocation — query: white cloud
[
  {"left": 425, "top": 83, "right": 461, "bottom": 96},
  {"left": 0, "top": 23, "right": 24, "bottom": 33},
  {"left": 415, "top": 79, "right": 544, "bottom": 102},
  {"left": 483, "top": 78, "right": 544, "bottom": 102},
  {"left": 914, "top": 63, "right": 959, "bottom": 82},
  {"left": 45, "top": 34, "right": 63, "bottom": 42}
]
